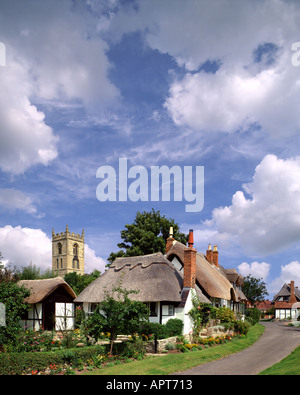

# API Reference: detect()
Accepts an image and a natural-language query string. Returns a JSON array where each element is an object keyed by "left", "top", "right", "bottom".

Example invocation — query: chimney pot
[
  {"left": 212, "top": 244, "right": 219, "bottom": 267},
  {"left": 165, "top": 226, "right": 175, "bottom": 254},
  {"left": 206, "top": 244, "right": 213, "bottom": 264}
]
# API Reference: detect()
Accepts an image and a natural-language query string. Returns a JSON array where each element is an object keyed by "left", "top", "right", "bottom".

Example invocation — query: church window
[
  {"left": 58, "top": 243, "right": 62, "bottom": 254},
  {"left": 73, "top": 243, "right": 78, "bottom": 256}
]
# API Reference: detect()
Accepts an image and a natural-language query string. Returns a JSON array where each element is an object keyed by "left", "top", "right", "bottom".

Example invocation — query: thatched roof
[
  {"left": 273, "top": 283, "right": 300, "bottom": 303},
  {"left": 166, "top": 241, "right": 238, "bottom": 301},
  {"left": 75, "top": 252, "right": 210, "bottom": 304},
  {"left": 18, "top": 277, "right": 76, "bottom": 304}
]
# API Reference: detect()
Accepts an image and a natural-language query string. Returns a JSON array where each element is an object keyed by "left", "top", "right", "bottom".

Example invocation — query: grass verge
[
  {"left": 259, "top": 346, "right": 300, "bottom": 375},
  {"left": 81, "top": 324, "right": 265, "bottom": 375}
]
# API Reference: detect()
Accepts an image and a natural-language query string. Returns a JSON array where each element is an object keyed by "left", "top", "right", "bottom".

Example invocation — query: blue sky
[{"left": 1, "top": 0, "right": 300, "bottom": 298}]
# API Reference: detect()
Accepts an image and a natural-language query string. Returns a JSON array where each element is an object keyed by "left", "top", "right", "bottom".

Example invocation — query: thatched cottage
[
  {"left": 273, "top": 281, "right": 300, "bottom": 320},
  {"left": 75, "top": 229, "right": 247, "bottom": 334},
  {"left": 165, "top": 233, "right": 246, "bottom": 315},
  {"left": 19, "top": 277, "right": 76, "bottom": 331}
]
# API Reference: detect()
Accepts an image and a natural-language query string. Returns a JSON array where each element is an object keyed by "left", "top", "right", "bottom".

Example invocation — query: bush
[
  {"left": 164, "top": 319, "right": 183, "bottom": 337},
  {"left": 0, "top": 345, "right": 106, "bottom": 375},
  {"left": 233, "top": 320, "right": 249, "bottom": 335},
  {"left": 246, "top": 308, "right": 261, "bottom": 325}
]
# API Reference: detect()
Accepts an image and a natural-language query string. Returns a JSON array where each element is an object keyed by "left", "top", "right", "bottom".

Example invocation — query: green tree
[
  {"left": 64, "top": 270, "right": 101, "bottom": 295},
  {"left": 85, "top": 286, "right": 149, "bottom": 353},
  {"left": 108, "top": 209, "right": 188, "bottom": 264},
  {"left": 243, "top": 275, "right": 268, "bottom": 306},
  {"left": 0, "top": 281, "right": 30, "bottom": 347}
]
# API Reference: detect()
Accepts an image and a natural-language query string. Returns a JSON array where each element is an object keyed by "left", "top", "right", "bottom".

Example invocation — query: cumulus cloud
[
  {"left": 207, "top": 155, "right": 300, "bottom": 256},
  {"left": 0, "top": 0, "right": 120, "bottom": 174},
  {"left": 238, "top": 261, "right": 271, "bottom": 281},
  {"left": 0, "top": 225, "right": 106, "bottom": 274},
  {"left": 269, "top": 261, "right": 300, "bottom": 295},
  {"left": 107, "top": 0, "right": 300, "bottom": 137}
]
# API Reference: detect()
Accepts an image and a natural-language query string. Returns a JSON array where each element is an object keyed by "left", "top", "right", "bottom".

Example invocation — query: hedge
[{"left": 0, "top": 345, "right": 106, "bottom": 375}]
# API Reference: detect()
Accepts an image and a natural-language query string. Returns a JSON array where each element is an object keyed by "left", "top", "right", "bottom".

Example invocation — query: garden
[{"left": 0, "top": 284, "right": 260, "bottom": 375}]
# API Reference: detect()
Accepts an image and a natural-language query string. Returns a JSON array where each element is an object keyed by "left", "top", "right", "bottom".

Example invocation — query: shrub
[
  {"left": 245, "top": 308, "right": 261, "bottom": 325},
  {"left": 164, "top": 319, "right": 183, "bottom": 337},
  {"left": 0, "top": 345, "right": 106, "bottom": 375},
  {"left": 233, "top": 320, "right": 249, "bottom": 335}
]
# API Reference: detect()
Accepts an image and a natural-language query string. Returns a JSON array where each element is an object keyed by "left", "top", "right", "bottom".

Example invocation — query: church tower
[{"left": 52, "top": 225, "right": 84, "bottom": 276}]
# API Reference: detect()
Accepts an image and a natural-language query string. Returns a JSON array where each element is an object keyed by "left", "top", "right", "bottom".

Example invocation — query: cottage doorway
[{"left": 43, "top": 302, "right": 55, "bottom": 330}]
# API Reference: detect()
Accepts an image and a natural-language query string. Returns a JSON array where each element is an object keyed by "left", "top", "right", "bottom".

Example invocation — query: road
[{"left": 173, "top": 321, "right": 300, "bottom": 375}]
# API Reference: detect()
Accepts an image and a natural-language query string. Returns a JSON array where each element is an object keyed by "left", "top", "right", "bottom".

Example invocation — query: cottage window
[
  {"left": 162, "top": 305, "right": 174, "bottom": 316},
  {"left": 149, "top": 302, "right": 157, "bottom": 317}
]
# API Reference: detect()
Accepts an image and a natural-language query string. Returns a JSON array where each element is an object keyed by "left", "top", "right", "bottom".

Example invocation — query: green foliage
[
  {"left": 243, "top": 275, "right": 268, "bottom": 306},
  {"left": 212, "top": 306, "right": 236, "bottom": 323},
  {"left": 0, "top": 345, "right": 105, "bottom": 375},
  {"left": 108, "top": 209, "right": 188, "bottom": 264},
  {"left": 85, "top": 286, "right": 149, "bottom": 353},
  {"left": 0, "top": 282, "right": 30, "bottom": 346},
  {"left": 137, "top": 319, "right": 183, "bottom": 340},
  {"left": 245, "top": 307, "right": 261, "bottom": 325},
  {"left": 164, "top": 318, "right": 184, "bottom": 337},
  {"left": 64, "top": 270, "right": 101, "bottom": 295}
]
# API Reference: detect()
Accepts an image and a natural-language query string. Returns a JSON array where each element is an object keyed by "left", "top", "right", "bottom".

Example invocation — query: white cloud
[
  {"left": 107, "top": 0, "right": 300, "bottom": 137},
  {"left": 0, "top": 225, "right": 106, "bottom": 274},
  {"left": 0, "top": 59, "right": 58, "bottom": 174},
  {"left": 0, "top": 0, "right": 120, "bottom": 174},
  {"left": 84, "top": 244, "right": 107, "bottom": 274},
  {"left": 0, "top": 189, "right": 38, "bottom": 215},
  {"left": 269, "top": 261, "right": 300, "bottom": 295},
  {"left": 238, "top": 261, "right": 271, "bottom": 281},
  {"left": 0, "top": 226, "right": 52, "bottom": 271},
  {"left": 208, "top": 154, "right": 300, "bottom": 256}
]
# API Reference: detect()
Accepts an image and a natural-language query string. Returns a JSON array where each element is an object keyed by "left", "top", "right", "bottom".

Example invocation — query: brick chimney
[
  {"left": 166, "top": 226, "right": 174, "bottom": 254},
  {"left": 213, "top": 245, "right": 218, "bottom": 268},
  {"left": 289, "top": 281, "right": 297, "bottom": 304},
  {"left": 183, "top": 229, "right": 196, "bottom": 289},
  {"left": 206, "top": 244, "right": 213, "bottom": 264}
]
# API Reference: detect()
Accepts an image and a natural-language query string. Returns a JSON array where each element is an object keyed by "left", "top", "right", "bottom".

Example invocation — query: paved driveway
[{"left": 173, "top": 321, "right": 300, "bottom": 375}]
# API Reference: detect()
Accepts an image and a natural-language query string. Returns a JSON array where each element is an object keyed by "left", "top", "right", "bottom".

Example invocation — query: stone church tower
[{"left": 52, "top": 225, "right": 84, "bottom": 276}]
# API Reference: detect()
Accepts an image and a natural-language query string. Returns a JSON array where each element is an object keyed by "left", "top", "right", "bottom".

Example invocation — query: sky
[{"left": 1, "top": 0, "right": 300, "bottom": 298}]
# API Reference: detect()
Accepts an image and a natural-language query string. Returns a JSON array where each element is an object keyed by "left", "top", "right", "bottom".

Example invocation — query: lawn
[
  {"left": 259, "top": 345, "right": 300, "bottom": 375},
  {"left": 82, "top": 324, "right": 265, "bottom": 375}
]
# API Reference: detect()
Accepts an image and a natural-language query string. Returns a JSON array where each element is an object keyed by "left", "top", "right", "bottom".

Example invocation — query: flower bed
[{"left": 176, "top": 332, "right": 246, "bottom": 352}]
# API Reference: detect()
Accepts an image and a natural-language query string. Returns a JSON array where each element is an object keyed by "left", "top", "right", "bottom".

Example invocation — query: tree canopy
[
  {"left": 243, "top": 275, "right": 268, "bottom": 306},
  {"left": 108, "top": 209, "right": 188, "bottom": 264}
]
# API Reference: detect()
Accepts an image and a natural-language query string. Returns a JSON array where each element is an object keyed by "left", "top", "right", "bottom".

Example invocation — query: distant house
[
  {"left": 75, "top": 229, "right": 247, "bottom": 334},
  {"left": 256, "top": 300, "right": 274, "bottom": 318},
  {"left": 19, "top": 277, "right": 76, "bottom": 331},
  {"left": 273, "top": 281, "right": 300, "bottom": 320}
]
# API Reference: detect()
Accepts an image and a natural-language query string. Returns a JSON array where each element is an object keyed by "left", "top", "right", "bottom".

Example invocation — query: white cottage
[
  {"left": 19, "top": 277, "right": 76, "bottom": 331},
  {"left": 75, "top": 230, "right": 210, "bottom": 335}
]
